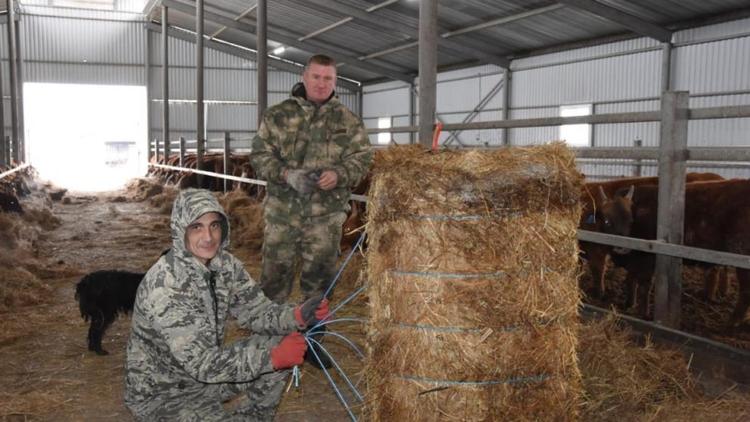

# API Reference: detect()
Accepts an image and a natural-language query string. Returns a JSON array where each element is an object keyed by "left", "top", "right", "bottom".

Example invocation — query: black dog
[
  {"left": 0, "top": 191, "right": 23, "bottom": 214},
  {"left": 75, "top": 270, "right": 144, "bottom": 355}
]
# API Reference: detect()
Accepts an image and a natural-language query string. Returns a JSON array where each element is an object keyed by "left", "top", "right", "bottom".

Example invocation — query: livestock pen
[{"left": 138, "top": 89, "right": 750, "bottom": 418}]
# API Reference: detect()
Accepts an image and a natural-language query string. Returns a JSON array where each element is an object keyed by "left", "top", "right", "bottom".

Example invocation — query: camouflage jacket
[
  {"left": 124, "top": 189, "right": 298, "bottom": 419},
  {"left": 249, "top": 84, "right": 373, "bottom": 217}
]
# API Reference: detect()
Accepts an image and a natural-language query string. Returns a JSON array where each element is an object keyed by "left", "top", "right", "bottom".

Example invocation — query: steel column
[
  {"left": 144, "top": 27, "right": 153, "bottom": 160},
  {"left": 7, "top": 0, "right": 19, "bottom": 162},
  {"left": 661, "top": 42, "right": 672, "bottom": 93},
  {"left": 162, "top": 6, "right": 170, "bottom": 160},
  {"left": 256, "top": 0, "right": 267, "bottom": 124},
  {"left": 223, "top": 131, "right": 230, "bottom": 192},
  {"left": 418, "top": 0, "right": 437, "bottom": 147},
  {"left": 3, "top": 137, "right": 8, "bottom": 167},
  {"left": 409, "top": 82, "right": 416, "bottom": 144},
  {"left": 196, "top": 0, "right": 205, "bottom": 186},
  {"left": 179, "top": 136, "right": 185, "bottom": 167},
  {"left": 0, "top": 39, "right": 4, "bottom": 166},
  {"left": 633, "top": 138, "right": 643, "bottom": 176},
  {"left": 14, "top": 19, "right": 24, "bottom": 161},
  {"left": 654, "top": 91, "right": 689, "bottom": 328},
  {"left": 501, "top": 69, "right": 510, "bottom": 145}
]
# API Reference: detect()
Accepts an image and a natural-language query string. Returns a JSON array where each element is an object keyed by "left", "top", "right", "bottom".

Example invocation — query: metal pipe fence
[{"left": 150, "top": 92, "right": 750, "bottom": 328}]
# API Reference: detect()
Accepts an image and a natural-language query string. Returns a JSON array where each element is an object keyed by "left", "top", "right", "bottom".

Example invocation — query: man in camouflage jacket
[
  {"left": 249, "top": 54, "right": 373, "bottom": 306},
  {"left": 125, "top": 188, "right": 327, "bottom": 421}
]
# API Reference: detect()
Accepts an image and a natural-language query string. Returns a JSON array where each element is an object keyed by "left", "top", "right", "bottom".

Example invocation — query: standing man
[
  {"left": 125, "top": 188, "right": 328, "bottom": 421},
  {"left": 249, "top": 54, "right": 373, "bottom": 368}
]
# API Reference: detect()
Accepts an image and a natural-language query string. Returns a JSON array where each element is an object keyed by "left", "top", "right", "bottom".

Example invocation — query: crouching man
[{"left": 125, "top": 188, "right": 328, "bottom": 421}]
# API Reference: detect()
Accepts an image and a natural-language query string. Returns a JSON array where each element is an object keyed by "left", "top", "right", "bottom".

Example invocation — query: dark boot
[{"left": 304, "top": 325, "right": 333, "bottom": 369}]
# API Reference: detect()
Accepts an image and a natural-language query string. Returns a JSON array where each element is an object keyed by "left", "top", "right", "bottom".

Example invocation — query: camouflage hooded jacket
[
  {"left": 124, "top": 189, "right": 298, "bottom": 419},
  {"left": 249, "top": 83, "right": 373, "bottom": 217}
]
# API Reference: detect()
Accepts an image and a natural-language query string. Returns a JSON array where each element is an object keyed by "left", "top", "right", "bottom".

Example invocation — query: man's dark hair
[{"left": 307, "top": 54, "right": 336, "bottom": 68}]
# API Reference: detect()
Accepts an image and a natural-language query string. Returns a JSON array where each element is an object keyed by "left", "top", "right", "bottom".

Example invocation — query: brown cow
[
  {"left": 596, "top": 179, "right": 750, "bottom": 327},
  {"left": 580, "top": 172, "right": 723, "bottom": 298}
]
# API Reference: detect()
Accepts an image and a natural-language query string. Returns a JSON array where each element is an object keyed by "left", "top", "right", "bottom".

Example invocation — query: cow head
[{"left": 596, "top": 185, "right": 635, "bottom": 254}]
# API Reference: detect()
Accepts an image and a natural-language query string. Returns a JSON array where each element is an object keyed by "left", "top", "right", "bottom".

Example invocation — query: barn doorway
[{"left": 24, "top": 83, "right": 148, "bottom": 191}]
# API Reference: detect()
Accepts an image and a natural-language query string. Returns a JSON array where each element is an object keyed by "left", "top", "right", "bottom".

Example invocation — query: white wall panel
[
  {"left": 673, "top": 37, "right": 750, "bottom": 93},
  {"left": 511, "top": 50, "right": 661, "bottom": 108}
]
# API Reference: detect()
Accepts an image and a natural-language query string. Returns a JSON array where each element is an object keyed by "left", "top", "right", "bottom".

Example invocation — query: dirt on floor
[
  {"left": 0, "top": 179, "right": 748, "bottom": 421},
  {"left": 0, "top": 184, "right": 363, "bottom": 421}
]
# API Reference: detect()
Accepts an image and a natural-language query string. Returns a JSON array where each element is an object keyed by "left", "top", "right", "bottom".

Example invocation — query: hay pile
[
  {"left": 579, "top": 315, "right": 750, "bottom": 421},
  {"left": 0, "top": 200, "right": 60, "bottom": 313},
  {"left": 124, "top": 178, "right": 164, "bottom": 201},
  {"left": 218, "top": 190, "right": 265, "bottom": 251},
  {"left": 148, "top": 186, "right": 178, "bottom": 214},
  {"left": 365, "top": 144, "right": 584, "bottom": 420}
]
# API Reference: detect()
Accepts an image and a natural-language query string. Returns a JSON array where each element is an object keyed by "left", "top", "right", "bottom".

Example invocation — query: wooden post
[
  {"left": 223, "top": 131, "right": 230, "bottom": 192},
  {"left": 653, "top": 91, "right": 689, "bottom": 328}
]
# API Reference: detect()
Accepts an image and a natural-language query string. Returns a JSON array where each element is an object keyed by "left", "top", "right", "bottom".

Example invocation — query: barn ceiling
[{"left": 146, "top": 0, "right": 750, "bottom": 86}]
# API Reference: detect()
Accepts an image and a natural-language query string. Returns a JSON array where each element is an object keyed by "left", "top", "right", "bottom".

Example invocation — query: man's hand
[
  {"left": 270, "top": 332, "right": 307, "bottom": 370},
  {"left": 317, "top": 170, "right": 338, "bottom": 191},
  {"left": 294, "top": 294, "right": 330, "bottom": 328},
  {"left": 285, "top": 169, "right": 318, "bottom": 194}
]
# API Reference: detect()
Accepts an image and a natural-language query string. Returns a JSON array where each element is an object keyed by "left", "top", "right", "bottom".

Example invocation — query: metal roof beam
[
  {"left": 558, "top": 0, "right": 672, "bottom": 43},
  {"left": 306, "top": 0, "right": 510, "bottom": 69},
  {"left": 441, "top": 4, "right": 564, "bottom": 38},
  {"left": 161, "top": 0, "right": 414, "bottom": 84},
  {"left": 146, "top": 21, "right": 361, "bottom": 92},
  {"left": 210, "top": 4, "right": 256, "bottom": 39}
]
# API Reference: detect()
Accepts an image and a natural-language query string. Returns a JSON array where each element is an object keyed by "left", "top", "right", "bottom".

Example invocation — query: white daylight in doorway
[{"left": 25, "top": 83, "right": 148, "bottom": 192}]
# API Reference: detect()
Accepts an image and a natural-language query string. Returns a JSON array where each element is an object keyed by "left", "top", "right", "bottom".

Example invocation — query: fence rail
[
  {"left": 151, "top": 91, "right": 750, "bottom": 328},
  {"left": 365, "top": 104, "right": 750, "bottom": 134},
  {"left": 0, "top": 163, "right": 30, "bottom": 180}
]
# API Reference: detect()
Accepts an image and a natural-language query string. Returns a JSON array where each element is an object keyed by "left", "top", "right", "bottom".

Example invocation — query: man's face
[
  {"left": 302, "top": 62, "right": 336, "bottom": 104},
  {"left": 185, "top": 212, "right": 223, "bottom": 264}
]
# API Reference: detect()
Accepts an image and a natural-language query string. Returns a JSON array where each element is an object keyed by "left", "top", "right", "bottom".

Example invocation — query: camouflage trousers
[
  {"left": 260, "top": 210, "right": 346, "bottom": 301},
  {"left": 135, "top": 336, "right": 289, "bottom": 422}
]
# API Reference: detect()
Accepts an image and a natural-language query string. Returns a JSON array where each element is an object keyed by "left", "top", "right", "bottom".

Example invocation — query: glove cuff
[{"left": 293, "top": 305, "right": 307, "bottom": 329}]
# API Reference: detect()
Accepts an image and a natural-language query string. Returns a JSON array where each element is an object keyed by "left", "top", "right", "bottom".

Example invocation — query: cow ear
[
  {"left": 624, "top": 185, "right": 635, "bottom": 201},
  {"left": 598, "top": 186, "right": 609, "bottom": 203}
]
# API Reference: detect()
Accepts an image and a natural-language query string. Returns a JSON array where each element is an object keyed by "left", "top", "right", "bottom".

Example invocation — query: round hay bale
[{"left": 365, "top": 143, "right": 583, "bottom": 420}]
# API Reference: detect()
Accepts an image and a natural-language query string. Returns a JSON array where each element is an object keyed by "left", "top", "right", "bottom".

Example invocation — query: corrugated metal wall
[
  {"left": 363, "top": 17, "right": 750, "bottom": 179},
  {"left": 12, "top": 4, "right": 359, "bottom": 155}
]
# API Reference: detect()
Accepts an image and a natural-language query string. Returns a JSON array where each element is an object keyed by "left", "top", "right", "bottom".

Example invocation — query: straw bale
[{"left": 365, "top": 144, "right": 583, "bottom": 421}]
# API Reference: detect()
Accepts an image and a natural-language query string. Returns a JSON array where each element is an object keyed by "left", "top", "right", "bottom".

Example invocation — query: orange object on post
[{"left": 431, "top": 121, "right": 444, "bottom": 152}]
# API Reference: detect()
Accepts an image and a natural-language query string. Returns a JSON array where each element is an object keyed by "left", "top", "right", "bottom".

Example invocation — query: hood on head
[{"left": 170, "top": 188, "right": 230, "bottom": 258}]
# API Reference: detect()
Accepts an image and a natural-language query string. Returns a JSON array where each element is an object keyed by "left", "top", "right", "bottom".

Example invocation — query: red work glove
[
  {"left": 294, "top": 295, "right": 330, "bottom": 328},
  {"left": 270, "top": 332, "right": 307, "bottom": 370}
]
